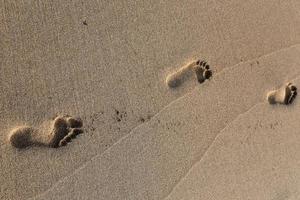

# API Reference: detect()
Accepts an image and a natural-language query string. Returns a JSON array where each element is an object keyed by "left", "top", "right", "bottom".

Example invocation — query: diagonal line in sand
[
  {"left": 29, "top": 43, "right": 300, "bottom": 200},
  {"left": 162, "top": 102, "right": 266, "bottom": 199},
  {"left": 163, "top": 75, "right": 300, "bottom": 200}
]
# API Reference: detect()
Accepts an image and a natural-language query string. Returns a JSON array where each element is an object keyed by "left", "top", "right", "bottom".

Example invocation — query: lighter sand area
[
  {"left": 165, "top": 78, "right": 300, "bottom": 200},
  {"left": 32, "top": 45, "right": 300, "bottom": 200}
]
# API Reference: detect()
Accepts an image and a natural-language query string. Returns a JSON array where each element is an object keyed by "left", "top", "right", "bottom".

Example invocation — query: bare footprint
[
  {"left": 8, "top": 115, "right": 83, "bottom": 148},
  {"left": 267, "top": 83, "right": 297, "bottom": 105},
  {"left": 166, "top": 59, "right": 213, "bottom": 88}
]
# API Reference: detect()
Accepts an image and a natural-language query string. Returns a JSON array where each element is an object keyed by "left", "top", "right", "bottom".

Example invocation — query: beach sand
[
  {"left": 1, "top": 0, "right": 300, "bottom": 199},
  {"left": 31, "top": 45, "right": 300, "bottom": 200},
  {"left": 165, "top": 79, "right": 300, "bottom": 200}
]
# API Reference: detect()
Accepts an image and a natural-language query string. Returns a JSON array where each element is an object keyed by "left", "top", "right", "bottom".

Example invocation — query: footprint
[
  {"left": 194, "top": 60, "right": 212, "bottom": 83},
  {"left": 8, "top": 115, "right": 83, "bottom": 148},
  {"left": 267, "top": 83, "right": 297, "bottom": 105},
  {"left": 166, "top": 59, "right": 213, "bottom": 88}
]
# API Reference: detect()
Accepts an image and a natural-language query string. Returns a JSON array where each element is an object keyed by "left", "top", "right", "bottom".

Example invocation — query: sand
[
  {"left": 1, "top": 0, "right": 300, "bottom": 199},
  {"left": 165, "top": 79, "right": 300, "bottom": 200},
  {"left": 29, "top": 45, "right": 300, "bottom": 200}
]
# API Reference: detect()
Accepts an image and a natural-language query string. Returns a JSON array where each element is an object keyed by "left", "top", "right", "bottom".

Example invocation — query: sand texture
[
  {"left": 165, "top": 78, "right": 300, "bottom": 200},
  {"left": 31, "top": 46, "right": 300, "bottom": 199},
  {"left": 1, "top": 0, "right": 300, "bottom": 199}
]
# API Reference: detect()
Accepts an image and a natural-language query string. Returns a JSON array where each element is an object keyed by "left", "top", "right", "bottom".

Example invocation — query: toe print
[
  {"left": 58, "top": 127, "right": 83, "bottom": 147},
  {"left": 8, "top": 115, "right": 84, "bottom": 149},
  {"left": 286, "top": 83, "right": 297, "bottom": 105},
  {"left": 203, "top": 69, "right": 212, "bottom": 80},
  {"left": 199, "top": 60, "right": 212, "bottom": 80},
  {"left": 49, "top": 116, "right": 83, "bottom": 148},
  {"left": 194, "top": 60, "right": 213, "bottom": 83},
  {"left": 67, "top": 117, "right": 83, "bottom": 128}
]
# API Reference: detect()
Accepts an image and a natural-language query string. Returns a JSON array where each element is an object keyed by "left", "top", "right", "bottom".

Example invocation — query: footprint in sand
[
  {"left": 166, "top": 59, "right": 212, "bottom": 88},
  {"left": 267, "top": 83, "right": 297, "bottom": 105},
  {"left": 8, "top": 115, "right": 83, "bottom": 148}
]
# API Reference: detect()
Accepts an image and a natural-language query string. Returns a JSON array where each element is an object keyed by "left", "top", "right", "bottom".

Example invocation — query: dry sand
[{"left": 1, "top": 0, "right": 300, "bottom": 200}]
